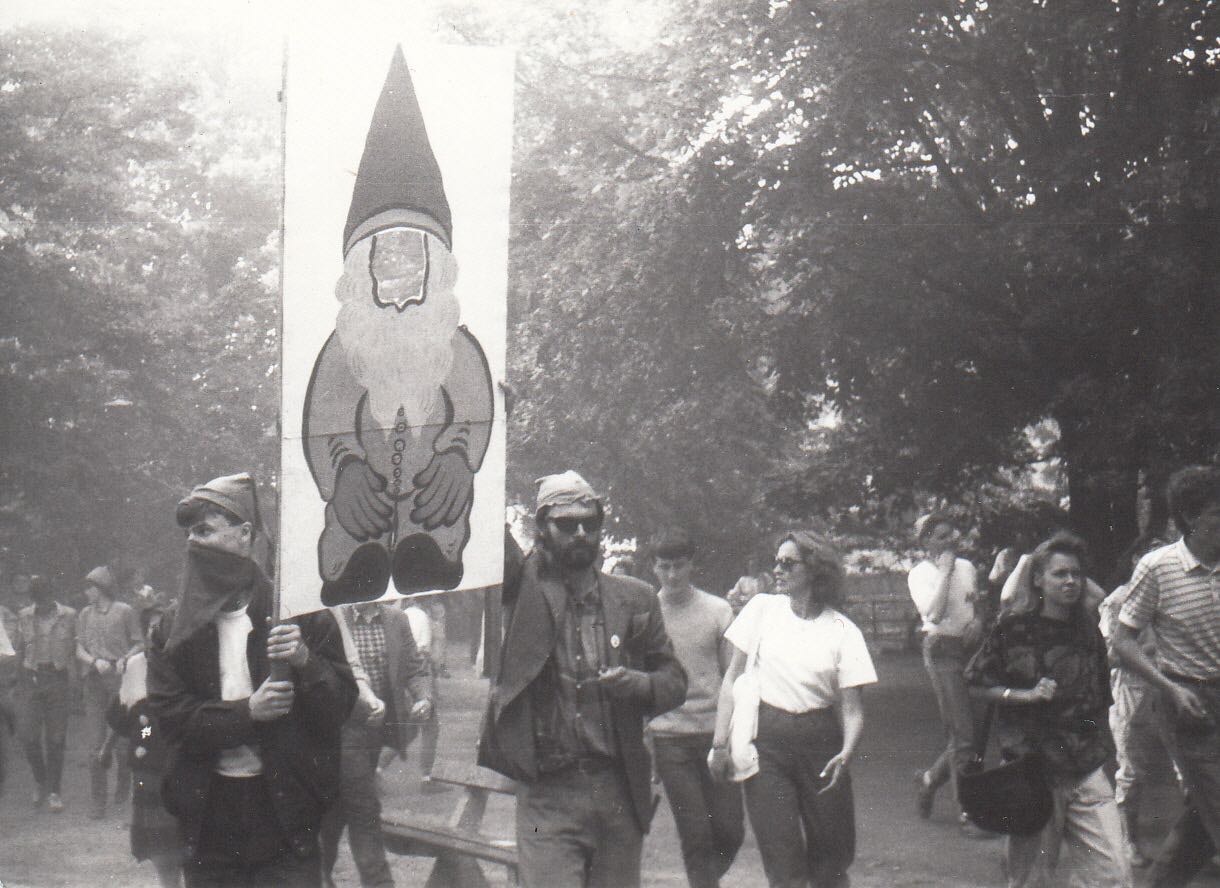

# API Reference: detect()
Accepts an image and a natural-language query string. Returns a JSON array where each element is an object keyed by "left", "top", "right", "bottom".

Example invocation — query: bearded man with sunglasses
[{"left": 479, "top": 471, "right": 687, "bottom": 888}]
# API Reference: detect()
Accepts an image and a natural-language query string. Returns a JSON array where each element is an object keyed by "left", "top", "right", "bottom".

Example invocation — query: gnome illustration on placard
[{"left": 303, "top": 46, "right": 494, "bottom": 606}]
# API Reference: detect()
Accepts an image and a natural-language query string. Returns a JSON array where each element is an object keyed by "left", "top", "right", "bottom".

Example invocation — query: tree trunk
[{"left": 1058, "top": 416, "right": 1140, "bottom": 585}]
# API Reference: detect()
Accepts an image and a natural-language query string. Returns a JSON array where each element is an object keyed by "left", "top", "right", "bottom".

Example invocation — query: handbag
[
  {"left": 726, "top": 602, "right": 766, "bottom": 782},
  {"left": 958, "top": 751, "right": 1053, "bottom": 836}
]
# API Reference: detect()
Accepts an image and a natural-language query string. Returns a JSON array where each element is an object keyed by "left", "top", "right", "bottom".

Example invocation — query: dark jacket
[
  {"left": 147, "top": 581, "right": 356, "bottom": 860},
  {"left": 339, "top": 605, "right": 431, "bottom": 753},
  {"left": 478, "top": 549, "right": 687, "bottom": 831}
]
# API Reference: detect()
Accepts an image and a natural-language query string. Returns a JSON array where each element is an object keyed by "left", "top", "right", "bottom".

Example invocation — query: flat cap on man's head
[
  {"left": 85, "top": 565, "right": 115, "bottom": 592},
  {"left": 176, "top": 472, "right": 261, "bottom": 530},
  {"left": 534, "top": 470, "right": 600, "bottom": 513}
]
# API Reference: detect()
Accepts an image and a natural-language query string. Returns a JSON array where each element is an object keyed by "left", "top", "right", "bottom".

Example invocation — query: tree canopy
[{"left": 2, "top": 3, "right": 1216, "bottom": 594}]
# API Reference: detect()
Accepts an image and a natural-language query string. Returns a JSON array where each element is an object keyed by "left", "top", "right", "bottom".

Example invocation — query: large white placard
[{"left": 280, "top": 22, "right": 511, "bottom": 617}]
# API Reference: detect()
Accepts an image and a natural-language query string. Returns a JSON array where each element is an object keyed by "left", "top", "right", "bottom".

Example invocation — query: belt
[
  {"left": 30, "top": 664, "right": 67, "bottom": 673},
  {"left": 544, "top": 755, "right": 618, "bottom": 776}
]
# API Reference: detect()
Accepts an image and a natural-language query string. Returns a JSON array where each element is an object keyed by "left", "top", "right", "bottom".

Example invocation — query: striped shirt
[{"left": 1120, "top": 539, "right": 1220, "bottom": 680}]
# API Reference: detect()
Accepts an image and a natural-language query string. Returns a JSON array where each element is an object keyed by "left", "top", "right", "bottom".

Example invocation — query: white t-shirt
[
  {"left": 214, "top": 606, "right": 262, "bottom": 777},
  {"left": 724, "top": 593, "right": 877, "bottom": 712},
  {"left": 405, "top": 603, "right": 432, "bottom": 654},
  {"left": 907, "top": 558, "right": 976, "bottom": 637}
]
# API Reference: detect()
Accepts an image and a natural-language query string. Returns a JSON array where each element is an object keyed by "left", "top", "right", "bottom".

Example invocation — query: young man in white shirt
[{"left": 907, "top": 512, "right": 992, "bottom": 837}]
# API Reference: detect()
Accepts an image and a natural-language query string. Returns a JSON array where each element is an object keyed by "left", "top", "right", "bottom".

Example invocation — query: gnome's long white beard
[{"left": 334, "top": 256, "right": 461, "bottom": 436}]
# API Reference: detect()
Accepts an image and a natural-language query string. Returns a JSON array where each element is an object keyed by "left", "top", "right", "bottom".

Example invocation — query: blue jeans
[
  {"left": 653, "top": 733, "right": 744, "bottom": 888},
  {"left": 744, "top": 704, "right": 854, "bottom": 888},
  {"left": 921, "top": 634, "right": 983, "bottom": 801},
  {"left": 517, "top": 760, "right": 643, "bottom": 888}
]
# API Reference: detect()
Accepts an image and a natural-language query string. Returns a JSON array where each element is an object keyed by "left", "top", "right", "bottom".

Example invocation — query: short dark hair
[
  {"left": 535, "top": 499, "right": 605, "bottom": 528},
  {"left": 780, "top": 530, "right": 846, "bottom": 607},
  {"left": 651, "top": 527, "right": 695, "bottom": 561},
  {"left": 915, "top": 509, "right": 958, "bottom": 543},
  {"left": 1167, "top": 465, "right": 1220, "bottom": 535},
  {"left": 27, "top": 574, "right": 51, "bottom": 599},
  {"left": 176, "top": 497, "right": 245, "bottom": 531}
]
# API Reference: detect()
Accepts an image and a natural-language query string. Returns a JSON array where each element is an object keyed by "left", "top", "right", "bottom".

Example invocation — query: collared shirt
[
  {"left": 351, "top": 607, "right": 390, "bottom": 702},
  {"left": 18, "top": 602, "right": 77, "bottom": 671},
  {"left": 78, "top": 598, "right": 141, "bottom": 663},
  {"left": 1120, "top": 539, "right": 1220, "bottom": 681},
  {"left": 532, "top": 574, "right": 617, "bottom": 771}
]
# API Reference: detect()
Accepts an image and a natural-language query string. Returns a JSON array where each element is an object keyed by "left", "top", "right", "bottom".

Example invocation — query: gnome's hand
[
  {"left": 333, "top": 459, "right": 393, "bottom": 540},
  {"left": 411, "top": 449, "right": 474, "bottom": 530}
]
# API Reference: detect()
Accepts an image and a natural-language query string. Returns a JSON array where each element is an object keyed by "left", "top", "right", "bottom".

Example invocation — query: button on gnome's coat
[{"left": 303, "top": 46, "right": 494, "bottom": 606}]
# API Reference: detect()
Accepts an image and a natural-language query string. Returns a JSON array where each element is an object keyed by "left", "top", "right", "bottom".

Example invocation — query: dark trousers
[
  {"left": 16, "top": 667, "right": 70, "bottom": 795},
  {"left": 745, "top": 704, "right": 855, "bottom": 888},
  {"left": 185, "top": 775, "right": 321, "bottom": 888},
  {"left": 184, "top": 850, "right": 320, "bottom": 888},
  {"left": 654, "top": 733, "right": 745, "bottom": 888},
  {"left": 320, "top": 723, "right": 393, "bottom": 887},
  {"left": 517, "top": 760, "right": 644, "bottom": 888},
  {"left": 1149, "top": 681, "right": 1220, "bottom": 888}
]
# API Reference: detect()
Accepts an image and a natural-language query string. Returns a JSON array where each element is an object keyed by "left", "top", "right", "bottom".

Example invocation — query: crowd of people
[{"left": 0, "top": 463, "right": 1218, "bottom": 888}]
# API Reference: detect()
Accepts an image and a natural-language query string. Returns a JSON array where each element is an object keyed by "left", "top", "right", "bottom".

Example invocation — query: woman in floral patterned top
[{"left": 966, "top": 533, "right": 1132, "bottom": 888}]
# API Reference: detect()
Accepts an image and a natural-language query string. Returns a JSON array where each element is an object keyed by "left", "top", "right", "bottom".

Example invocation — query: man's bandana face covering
[
  {"left": 165, "top": 542, "right": 261, "bottom": 652},
  {"left": 189, "top": 542, "right": 255, "bottom": 593}
]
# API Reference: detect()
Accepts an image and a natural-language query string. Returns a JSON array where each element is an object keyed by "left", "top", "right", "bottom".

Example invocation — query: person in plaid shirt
[{"left": 322, "top": 601, "right": 432, "bottom": 888}]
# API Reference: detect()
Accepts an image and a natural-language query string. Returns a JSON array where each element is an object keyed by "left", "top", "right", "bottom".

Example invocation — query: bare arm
[
  {"left": 1113, "top": 622, "right": 1208, "bottom": 719},
  {"left": 820, "top": 686, "right": 864, "bottom": 792}
]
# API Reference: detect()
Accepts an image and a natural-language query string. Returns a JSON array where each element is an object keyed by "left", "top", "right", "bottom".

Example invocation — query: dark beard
[{"left": 544, "top": 536, "right": 599, "bottom": 571}]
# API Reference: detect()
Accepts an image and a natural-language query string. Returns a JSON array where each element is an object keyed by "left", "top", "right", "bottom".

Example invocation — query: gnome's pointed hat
[{"left": 343, "top": 45, "right": 452, "bottom": 257}]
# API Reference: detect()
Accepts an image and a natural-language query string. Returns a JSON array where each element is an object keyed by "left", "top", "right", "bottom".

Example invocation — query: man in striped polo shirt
[{"left": 1114, "top": 465, "right": 1220, "bottom": 888}]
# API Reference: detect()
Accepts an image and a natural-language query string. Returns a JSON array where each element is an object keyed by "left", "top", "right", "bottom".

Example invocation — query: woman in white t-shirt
[{"left": 710, "top": 532, "right": 878, "bottom": 888}]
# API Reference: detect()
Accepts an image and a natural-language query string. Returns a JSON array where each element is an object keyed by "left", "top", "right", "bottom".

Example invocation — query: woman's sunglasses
[
  {"left": 774, "top": 557, "right": 805, "bottom": 572},
  {"left": 549, "top": 515, "right": 604, "bottom": 535}
]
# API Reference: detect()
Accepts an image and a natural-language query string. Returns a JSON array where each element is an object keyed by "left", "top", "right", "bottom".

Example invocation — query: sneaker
[
  {"left": 32, "top": 788, "right": 45, "bottom": 808},
  {"left": 46, "top": 793, "right": 65, "bottom": 813},
  {"left": 915, "top": 771, "right": 935, "bottom": 819},
  {"left": 959, "top": 812, "right": 1002, "bottom": 839}
]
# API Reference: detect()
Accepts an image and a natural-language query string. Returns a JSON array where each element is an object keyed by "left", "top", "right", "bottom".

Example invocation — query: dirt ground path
[{"left": 2, "top": 651, "right": 1216, "bottom": 887}]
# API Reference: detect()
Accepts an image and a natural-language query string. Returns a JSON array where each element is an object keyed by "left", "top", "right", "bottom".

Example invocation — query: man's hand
[
  {"left": 249, "top": 677, "right": 295, "bottom": 722},
  {"left": 333, "top": 459, "right": 393, "bottom": 541},
  {"left": 707, "top": 745, "right": 734, "bottom": 783},
  {"left": 1168, "top": 683, "right": 1209, "bottom": 722},
  {"left": 411, "top": 450, "right": 475, "bottom": 530},
  {"left": 597, "top": 666, "right": 651, "bottom": 700},
  {"left": 356, "top": 685, "right": 386, "bottom": 726},
  {"left": 409, "top": 698, "right": 433, "bottom": 721},
  {"left": 94, "top": 658, "right": 114, "bottom": 675},
  {"left": 267, "top": 623, "right": 309, "bottom": 669},
  {"left": 935, "top": 549, "right": 956, "bottom": 573}
]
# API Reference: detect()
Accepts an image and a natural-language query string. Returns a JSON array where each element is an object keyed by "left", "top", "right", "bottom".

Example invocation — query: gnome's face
[
  {"left": 334, "top": 228, "right": 462, "bottom": 432},
  {"left": 370, "top": 228, "right": 429, "bottom": 311}
]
